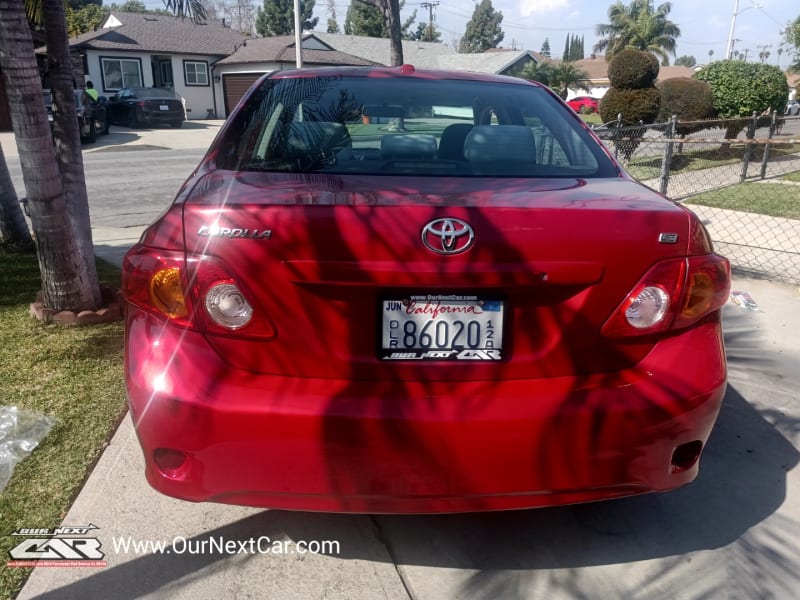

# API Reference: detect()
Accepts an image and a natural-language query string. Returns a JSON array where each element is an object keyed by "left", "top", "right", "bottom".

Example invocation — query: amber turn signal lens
[
  {"left": 149, "top": 267, "right": 188, "bottom": 318},
  {"left": 682, "top": 272, "right": 714, "bottom": 318}
]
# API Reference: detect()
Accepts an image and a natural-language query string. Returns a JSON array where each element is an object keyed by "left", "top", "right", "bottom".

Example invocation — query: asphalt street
[{"left": 2, "top": 124, "right": 799, "bottom": 599}]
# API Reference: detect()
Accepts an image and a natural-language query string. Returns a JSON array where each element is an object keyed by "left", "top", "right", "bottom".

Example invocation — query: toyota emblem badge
[{"left": 421, "top": 218, "right": 475, "bottom": 255}]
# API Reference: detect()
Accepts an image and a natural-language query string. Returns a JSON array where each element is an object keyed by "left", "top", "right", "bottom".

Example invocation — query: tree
[
  {"left": 551, "top": 61, "right": 590, "bottom": 99},
  {"left": 657, "top": 77, "right": 715, "bottom": 133},
  {"left": 66, "top": 3, "right": 107, "bottom": 37},
  {"left": 562, "top": 32, "right": 584, "bottom": 61},
  {"left": 459, "top": 0, "right": 503, "bottom": 54},
  {"left": 693, "top": 59, "right": 789, "bottom": 118},
  {"left": 0, "top": 142, "right": 32, "bottom": 245},
  {"left": 114, "top": 0, "right": 147, "bottom": 11},
  {"left": 412, "top": 21, "right": 441, "bottom": 43},
  {"left": 594, "top": 0, "right": 680, "bottom": 64},
  {"left": 519, "top": 60, "right": 558, "bottom": 86},
  {"left": 540, "top": 37, "right": 550, "bottom": 59},
  {"left": 345, "top": 1, "right": 385, "bottom": 37},
  {"left": 344, "top": 1, "right": 415, "bottom": 42},
  {"left": 784, "top": 16, "right": 800, "bottom": 71},
  {"left": 162, "top": 0, "right": 208, "bottom": 24},
  {"left": 256, "top": 0, "right": 318, "bottom": 36},
  {"left": 0, "top": 0, "right": 101, "bottom": 311},
  {"left": 569, "top": 34, "right": 584, "bottom": 61},
  {"left": 675, "top": 55, "right": 696, "bottom": 67},
  {"left": 518, "top": 60, "right": 589, "bottom": 99}
]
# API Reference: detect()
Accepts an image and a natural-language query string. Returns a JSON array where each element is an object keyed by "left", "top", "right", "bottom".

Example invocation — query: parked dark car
[
  {"left": 108, "top": 87, "right": 185, "bottom": 128},
  {"left": 122, "top": 65, "right": 730, "bottom": 514},
  {"left": 43, "top": 89, "right": 109, "bottom": 144}
]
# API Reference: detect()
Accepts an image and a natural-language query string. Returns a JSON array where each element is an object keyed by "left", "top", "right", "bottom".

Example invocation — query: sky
[
  {"left": 140, "top": 1, "right": 798, "bottom": 67},
  {"left": 329, "top": 0, "right": 796, "bottom": 65}
]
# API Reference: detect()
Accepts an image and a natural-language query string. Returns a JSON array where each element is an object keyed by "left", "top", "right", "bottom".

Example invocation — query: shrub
[
  {"left": 657, "top": 77, "right": 715, "bottom": 135},
  {"left": 607, "top": 49, "right": 660, "bottom": 89},
  {"left": 600, "top": 88, "right": 662, "bottom": 125},
  {"left": 693, "top": 60, "right": 789, "bottom": 118}
]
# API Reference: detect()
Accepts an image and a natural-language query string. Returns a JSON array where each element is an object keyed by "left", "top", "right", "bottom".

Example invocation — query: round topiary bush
[
  {"left": 600, "top": 87, "right": 662, "bottom": 125},
  {"left": 657, "top": 77, "right": 715, "bottom": 134},
  {"left": 693, "top": 60, "right": 788, "bottom": 118},
  {"left": 608, "top": 49, "right": 660, "bottom": 89}
]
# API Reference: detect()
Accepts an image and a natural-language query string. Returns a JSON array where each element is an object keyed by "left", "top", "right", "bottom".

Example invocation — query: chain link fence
[{"left": 594, "top": 113, "right": 800, "bottom": 284}]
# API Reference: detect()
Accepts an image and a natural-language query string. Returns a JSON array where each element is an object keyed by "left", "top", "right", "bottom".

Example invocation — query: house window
[
  {"left": 100, "top": 57, "right": 143, "bottom": 91},
  {"left": 184, "top": 61, "right": 209, "bottom": 86}
]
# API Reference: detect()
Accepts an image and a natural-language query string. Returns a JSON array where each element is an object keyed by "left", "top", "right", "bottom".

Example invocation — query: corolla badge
[
  {"left": 421, "top": 218, "right": 475, "bottom": 255},
  {"left": 197, "top": 225, "right": 272, "bottom": 240}
]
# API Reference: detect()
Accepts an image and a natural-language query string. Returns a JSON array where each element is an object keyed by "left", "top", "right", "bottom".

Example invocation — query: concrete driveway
[{"left": 4, "top": 124, "right": 800, "bottom": 599}]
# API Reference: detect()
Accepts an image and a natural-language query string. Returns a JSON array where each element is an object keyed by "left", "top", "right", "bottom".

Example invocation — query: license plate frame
[
  {"left": 159, "top": 105, "right": 169, "bottom": 111},
  {"left": 380, "top": 294, "right": 504, "bottom": 361}
]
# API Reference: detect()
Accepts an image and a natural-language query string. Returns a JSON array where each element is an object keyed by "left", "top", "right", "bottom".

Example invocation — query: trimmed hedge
[
  {"left": 608, "top": 49, "right": 659, "bottom": 89},
  {"left": 693, "top": 60, "right": 789, "bottom": 118},
  {"left": 657, "top": 77, "right": 715, "bottom": 134},
  {"left": 600, "top": 87, "right": 662, "bottom": 126}
]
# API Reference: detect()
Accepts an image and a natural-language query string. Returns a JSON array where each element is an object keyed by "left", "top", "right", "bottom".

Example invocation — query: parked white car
[{"left": 786, "top": 99, "right": 800, "bottom": 116}]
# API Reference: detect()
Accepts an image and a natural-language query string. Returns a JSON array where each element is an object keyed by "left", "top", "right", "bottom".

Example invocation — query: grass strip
[{"left": 0, "top": 245, "right": 127, "bottom": 600}]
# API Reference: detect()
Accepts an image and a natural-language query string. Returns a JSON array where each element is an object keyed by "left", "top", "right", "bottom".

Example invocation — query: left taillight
[
  {"left": 123, "top": 247, "right": 194, "bottom": 328},
  {"left": 122, "top": 246, "right": 275, "bottom": 338},
  {"left": 602, "top": 254, "right": 730, "bottom": 338}
]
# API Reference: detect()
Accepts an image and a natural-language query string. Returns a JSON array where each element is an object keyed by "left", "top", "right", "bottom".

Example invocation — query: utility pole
[{"left": 420, "top": 1, "right": 439, "bottom": 42}]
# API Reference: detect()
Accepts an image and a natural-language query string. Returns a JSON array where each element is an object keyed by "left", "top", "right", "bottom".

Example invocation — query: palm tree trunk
[
  {"left": 356, "top": 0, "right": 404, "bottom": 66},
  {"left": 384, "top": 0, "right": 404, "bottom": 67},
  {"left": 43, "top": 0, "right": 101, "bottom": 307},
  {"left": 0, "top": 0, "right": 99, "bottom": 311},
  {"left": 0, "top": 141, "right": 33, "bottom": 244}
]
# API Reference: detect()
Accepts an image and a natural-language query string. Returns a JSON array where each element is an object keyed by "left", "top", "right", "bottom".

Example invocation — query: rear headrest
[
  {"left": 381, "top": 134, "right": 437, "bottom": 159},
  {"left": 285, "top": 121, "right": 351, "bottom": 158},
  {"left": 463, "top": 125, "right": 536, "bottom": 164}
]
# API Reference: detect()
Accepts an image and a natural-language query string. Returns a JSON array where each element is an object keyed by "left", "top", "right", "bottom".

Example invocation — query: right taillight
[
  {"left": 602, "top": 254, "right": 730, "bottom": 338},
  {"left": 673, "top": 254, "right": 730, "bottom": 329}
]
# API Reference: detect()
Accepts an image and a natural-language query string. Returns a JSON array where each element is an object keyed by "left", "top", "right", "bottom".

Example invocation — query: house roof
[
  {"left": 438, "top": 50, "right": 541, "bottom": 75},
  {"left": 574, "top": 56, "right": 697, "bottom": 83},
  {"left": 312, "top": 32, "right": 454, "bottom": 69},
  {"left": 68, "top": 12, "right": 250, "bottom": 57},
  {"left": 215, "top": 34, "right": 380, "bottom": 67}
]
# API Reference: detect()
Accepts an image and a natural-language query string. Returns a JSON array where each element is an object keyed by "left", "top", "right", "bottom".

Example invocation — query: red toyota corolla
[{"left": 122, "top": 66, "right": 729, "bottom": 513}]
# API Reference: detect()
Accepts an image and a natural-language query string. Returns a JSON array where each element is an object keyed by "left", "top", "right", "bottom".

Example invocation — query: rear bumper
[
  {"left": 125, "top": 309, "right": 726, "bottom": 513},
  {"left": 139, "top": 110, "right": 183, "bottom": 124}
]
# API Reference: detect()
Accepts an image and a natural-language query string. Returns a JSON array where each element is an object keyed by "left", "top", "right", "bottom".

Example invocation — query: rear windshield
[{"left": 215, "top": 74, "right": 618, "bottom": 178}]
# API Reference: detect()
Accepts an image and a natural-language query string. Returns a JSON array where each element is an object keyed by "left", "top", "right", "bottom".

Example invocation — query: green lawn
[
  {"left": 580, "top": 113, "right": 603, "bottom": 126},
  {"left": 0, "top": 246, "right": 127, "bottom": 600},
  {"left": 624, "top": 142, "right": 800, "bottom": 182},
  {"left": 684, "top": 181, "right": 800, "bottom": 220},
  {"left": 781, "top": 171, "right": 800, "bottom": 183}
]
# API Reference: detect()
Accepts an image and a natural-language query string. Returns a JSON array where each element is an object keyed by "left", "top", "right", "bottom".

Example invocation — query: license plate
[
  {"left": 159, "top": 105, "right": 169, "bottom": 111},
  {"left": 381, "top": 295, "right": 503, "bottom": 361}
]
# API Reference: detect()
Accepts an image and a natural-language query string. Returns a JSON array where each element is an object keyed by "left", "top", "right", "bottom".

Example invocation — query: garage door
[{"left": 223, "top": 73, "right": 263, "bottom": 116}]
